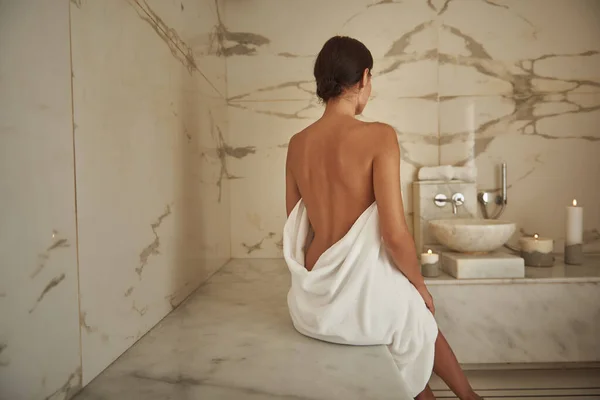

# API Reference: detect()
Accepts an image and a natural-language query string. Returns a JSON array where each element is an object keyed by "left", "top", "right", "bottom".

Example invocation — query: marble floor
[{"left": 74, "top": 259, "right": 600, "bottom": 400}]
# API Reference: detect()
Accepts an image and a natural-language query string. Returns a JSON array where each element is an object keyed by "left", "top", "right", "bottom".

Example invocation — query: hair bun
[{"left": 316, "top": 77, "right": 343, "bottom": 102}]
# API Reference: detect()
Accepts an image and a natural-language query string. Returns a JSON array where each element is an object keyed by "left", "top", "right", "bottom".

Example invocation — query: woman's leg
[
  {"left": 415, "top": 385, "right": 435, "bottom": 400},
  {"left": 432, "top": 330, "right": 482, "bottom": 400}
]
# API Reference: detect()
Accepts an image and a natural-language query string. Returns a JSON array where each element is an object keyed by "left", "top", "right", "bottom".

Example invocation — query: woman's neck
[{"left": 323, "top": 96, "right": 357, "bottom": 118}]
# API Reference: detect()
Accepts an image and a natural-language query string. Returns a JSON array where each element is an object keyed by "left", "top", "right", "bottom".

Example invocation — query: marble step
[{"left": 431, "top": 367, "right": 600, "bottom": 399}]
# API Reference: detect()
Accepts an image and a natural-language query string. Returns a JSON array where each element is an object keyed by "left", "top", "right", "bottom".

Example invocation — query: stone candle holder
[
  {"left": 521, "top": 251, "right": 555, "bottom": 268},
  {"left": 421, "top": 261, "right": 441, "bottom": 278},
  {"left": 565, "top": 243, "right": 583, "bottom": 265}
]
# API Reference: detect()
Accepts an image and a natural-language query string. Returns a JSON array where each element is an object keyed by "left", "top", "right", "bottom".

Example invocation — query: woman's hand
[{"left": 416, "top": 284, "right": 435, "bottom": 315}]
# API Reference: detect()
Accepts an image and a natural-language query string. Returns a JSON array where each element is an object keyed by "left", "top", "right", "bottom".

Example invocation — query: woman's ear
[{"left": 360, "top": 68, "right": 370, "bottom": 88}]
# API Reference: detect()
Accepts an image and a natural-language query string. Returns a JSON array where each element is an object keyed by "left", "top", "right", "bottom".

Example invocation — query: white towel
[
  {"left": 418, "top": 165, "right": 477, "bottom": 182},
  {"left": 283, "top": 200, "right": 439, "bottom": 397}
]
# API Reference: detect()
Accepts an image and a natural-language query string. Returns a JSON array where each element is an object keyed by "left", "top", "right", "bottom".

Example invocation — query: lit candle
[
  {"left": 421, "top": 249, "right": 440, "bottom": 277},
  {"left": 565, "top": 199, "right": 583, "bottom": 265},
  {"left": 519, "top": 233, "right": 554, "bottom": 267}
]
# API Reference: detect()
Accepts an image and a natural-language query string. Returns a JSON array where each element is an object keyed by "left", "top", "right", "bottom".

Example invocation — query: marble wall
[
  {"left": 1, "top": 0, "right": 230, "bottom": 398},
  {"left": 224, "top": 0, "right": 600, "bottom": 258},
  {"left": 70, "top": 0, "right": 230, "bottom": 387},
  {"left": 0, "top": 2, "right": 81, "bottom": 399}
]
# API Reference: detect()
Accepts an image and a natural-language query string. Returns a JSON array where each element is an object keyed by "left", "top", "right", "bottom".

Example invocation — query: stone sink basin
[{"left": 428, "top": 219, "right": 516, "bottom": 253}]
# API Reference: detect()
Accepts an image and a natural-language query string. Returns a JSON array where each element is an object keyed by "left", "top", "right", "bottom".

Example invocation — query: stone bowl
[{"left": 428, "top": 219, "right": 516, "bottom": 253}]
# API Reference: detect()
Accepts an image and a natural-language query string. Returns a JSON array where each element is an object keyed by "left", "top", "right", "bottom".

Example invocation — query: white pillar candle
[
  {"left": 565, "top": 199, "right": 584, "bottom": 265},
  {"left": 566, "top": 199, "right": 583, "bottom": 245},
  {"left": 421, "top": 249, "right": 439, "bottom": 264}
]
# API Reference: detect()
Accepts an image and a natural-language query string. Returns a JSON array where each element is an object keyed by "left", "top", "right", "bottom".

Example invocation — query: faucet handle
[
  {"left": 452, "top": 193, "right": 464, "bottom": 206},
  {"left": 434, "top": 194, "right": 448, "bottom": 207}
]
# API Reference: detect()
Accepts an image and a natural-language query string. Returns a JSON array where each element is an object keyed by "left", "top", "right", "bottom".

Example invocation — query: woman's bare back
[
  {"left": 286, "top": 115, "right": 384, "bottom": 270},
  {"left": 283, "top": 35, "right": 482, "bottom": 400}
]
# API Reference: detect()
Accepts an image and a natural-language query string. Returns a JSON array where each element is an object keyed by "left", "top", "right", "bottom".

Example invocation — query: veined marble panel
[
  {"left": 439, "top": 0, "right": 600, "bottom": 97},
  {"left": 227, "top": 55, "right": 438, "bottom": 102},
  {"left": 229, "top": 145, "right": 287, "bottom": 258},
  {"left": 71, "top": 0, "right": 229, "bottom": 386},
  {"left": 138, "top": 0, "right": 228, "bottom": 95},
  {"left": 223, "top": 0, "right": 436, "bottom": 58},
  {"left": 0, "top": 2, "right": 81, "bottom": 400},
  {"left": 227, "top": 56, "right": 316, "bottom": 102},
  {"left": 225, "top": 0, "right": 438, "bottom": 101},
  {"left": 372, "top": 58, "right": 438, "bottom": 100}
]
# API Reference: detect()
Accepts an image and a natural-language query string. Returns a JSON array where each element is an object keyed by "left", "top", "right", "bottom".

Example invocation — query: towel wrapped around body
[{"left": 283, "top": 200, "right": 439, "bottom": 397}]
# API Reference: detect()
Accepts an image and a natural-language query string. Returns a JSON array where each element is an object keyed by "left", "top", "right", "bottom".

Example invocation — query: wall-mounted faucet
[{"left": 434, "top": 193, "right": 465, "bottom": 215}]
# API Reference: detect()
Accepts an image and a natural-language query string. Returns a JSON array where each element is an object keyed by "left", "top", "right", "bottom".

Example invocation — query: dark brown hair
[{"left": 314, "top": 36, "right": 373, "bottom": 102}]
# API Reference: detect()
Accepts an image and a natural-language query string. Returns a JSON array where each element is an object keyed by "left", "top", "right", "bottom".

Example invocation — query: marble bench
[{"left": 75, "top": 259, "right": 411, "bottom": 399}]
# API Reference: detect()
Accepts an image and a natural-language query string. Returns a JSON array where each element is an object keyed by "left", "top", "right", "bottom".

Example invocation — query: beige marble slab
[{"left": 442, "top": 252, "right": 525, "bottom": 279}]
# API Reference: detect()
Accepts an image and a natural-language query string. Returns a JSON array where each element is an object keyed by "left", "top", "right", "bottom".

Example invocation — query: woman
[{"left": 283, "top": 36, "right": 483, "bottom": 400}]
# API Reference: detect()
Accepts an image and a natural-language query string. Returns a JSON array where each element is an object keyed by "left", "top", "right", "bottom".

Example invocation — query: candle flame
[
  {"left": 534, "top": 234, "right": 539, "bottom": 239},
  {"left": 573, "top": 199, "right": 577, "bottom": 206},
  {"left": 427, "top": 249, "right": 432, "bottom": 254}
]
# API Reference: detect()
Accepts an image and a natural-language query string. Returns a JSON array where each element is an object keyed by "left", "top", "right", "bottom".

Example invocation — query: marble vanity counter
[
  {"left": 426, "top": 254, "right": 600, "bottom": 285},
  {"left": 427, "top": 254, "right": 600, "bottom": 364}
]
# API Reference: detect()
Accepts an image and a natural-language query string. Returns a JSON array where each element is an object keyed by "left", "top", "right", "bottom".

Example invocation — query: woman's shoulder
[
  {"left": 354, "top": 122, "right": 399, "bottom": 157},
  {"left": 354, "top": 121, "right": 397, "bottom": 143},
  {"left": 360, "top": 121, "right": 395, "bottom": 134},
  {"left": 285, "top": 127, "right": 311, "bottom": 159},
  {"left": 287, "top": 127, "right": 308, "bottom": 149}
]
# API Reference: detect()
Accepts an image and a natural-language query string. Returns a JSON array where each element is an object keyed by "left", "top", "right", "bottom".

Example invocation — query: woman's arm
[
  {"left": 285, "top": 139, "right": 301, "bottom": 217},
  {"left": 372, "top": 124, "right": 425, "bottom": 289}
]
